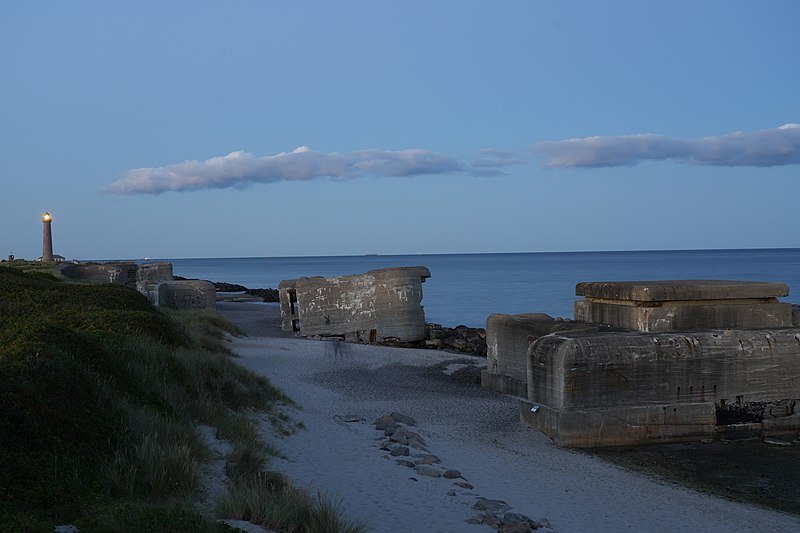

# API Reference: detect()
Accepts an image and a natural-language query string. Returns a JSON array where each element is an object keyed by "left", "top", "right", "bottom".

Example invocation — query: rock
[
  {"left": 531, "top": 518, "right": 552, "bottom": 529},
  {"left": 212, "top": 281, "right": 248, "bottom": 292},
  {"left": 443, "top": 469, "right": 463, "bottom": 479},
  {"left": 474, "top": 497, "right": 511, "bottom": 514},
  {"left": 414, "top": 465, "right": 442, "bottom": 477},
  {"left": 390, "top": 446, "right": 410, "bottom": 456},
  {"left": 482, "top": 514, "right": 503, "bottom": 528},
  {"left": 389, "top": 433, "right": 408, "bottom": 445},
  {"left": 374, "top": 415, "right": 396, "bottom": 430},
  {"left": 454, "top": 481, "right": 474, "bottom": 490},
  {"left": 465, "top": 515, "right": 483, "bottom": 525},
  {"left": 503, "top": 512, "right": 534, "bottom": 526},
  {"left": 425, "top": 338, "right": 443, "bottom": 347},
  {"left": 54, "top": 526, "right": 80, "bottom": 533},
  {"left": 390, "top": 411, "right": 416, "bottom": 426},
  {"left": 535, "top": 529, "right": 558, "bottom": 533},
  {"left": 379, "top": 440, "right": 392, "bottom": 451},
  {"left": 244, "top": 287, "right": 279, "bottom": 302},
  {"left": 395, "top": 459, "right": 415, "bottom": 468},
  {"left": 391, "top": 427, "right": 424, "bottom": 445},
  {"left": 498, "top": 523, "right": 532, "bottom": 533},
  {"left": 413, "top": 454, "right": 440, "bottom": 465},
  {"left": 447, "top": 490, "right": 456, "bottom": 496},
  {"left": 384, "top": 424, "right": 401, "bottom": 436},
  {"left": 410, "top": 442, "right": 430, "bottom": 452}
]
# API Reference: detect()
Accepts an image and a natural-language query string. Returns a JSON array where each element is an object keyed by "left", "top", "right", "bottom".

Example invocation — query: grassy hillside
[{"left": 0, "top": 267, "right": 363, "bottom": 532}]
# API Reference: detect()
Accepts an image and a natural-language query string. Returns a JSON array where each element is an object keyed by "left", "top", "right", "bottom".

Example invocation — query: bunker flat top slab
[{"left": 575, "top": 280, "right": 789, "bottom": 302}]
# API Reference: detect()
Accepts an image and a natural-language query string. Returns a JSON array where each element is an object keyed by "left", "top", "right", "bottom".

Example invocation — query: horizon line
[{"left": 90, "top": 245, "right": 800, "bottom": 263}]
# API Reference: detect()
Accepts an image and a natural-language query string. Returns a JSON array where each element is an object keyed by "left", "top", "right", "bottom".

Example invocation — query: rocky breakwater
[
  {"left": 377, "top": 323, "right": 487, "bottom": 356},
  {"left": 371, "top": 412, "right": 557, "bottom": 532},
  {"left": 175, "top": 278, "right": 280, "bottom": 303}
]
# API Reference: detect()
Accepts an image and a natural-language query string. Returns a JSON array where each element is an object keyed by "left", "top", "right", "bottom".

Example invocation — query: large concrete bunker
[
  {"left": 483, "top": 280, "right": 800, "bottom": 447},
  {"left": 279, "top": 266, "right": 431, "bottom": 343},
  {"left": 59, "top": 261, "right": 216, "bottom": 311}
]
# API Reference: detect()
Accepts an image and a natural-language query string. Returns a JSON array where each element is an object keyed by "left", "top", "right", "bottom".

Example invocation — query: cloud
[
  {"left": 532, "top": 124, "right": 800, "bottom": 168},
  {"left": 103, "top": 146, "right": 478, "bottom": 195}
]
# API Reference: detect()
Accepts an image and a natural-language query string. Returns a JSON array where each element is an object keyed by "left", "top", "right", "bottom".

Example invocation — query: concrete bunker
[
  {"left": 279, "top": 266, "right": 431, "bottom": 343},
  {"left": 59, "top": 261, "right": 215, "bottom": 311},
  {"left": 482, "top": 280, "right": 800, "bottom": 447}
]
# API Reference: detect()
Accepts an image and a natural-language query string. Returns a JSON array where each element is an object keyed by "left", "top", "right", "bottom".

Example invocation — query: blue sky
[{"left": 1, "top": 1, "right": 799, "bottom": 259}]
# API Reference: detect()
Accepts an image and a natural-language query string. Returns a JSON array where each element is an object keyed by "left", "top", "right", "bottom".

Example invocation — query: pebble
[
  {"left": 395, "top": 459, "right": 415, "bottom": 468},
  {"left": 413, "top": 454, "right": 440, "bottom": 465},
  {"left": 447, "top": 490, "right": 456, "bottom": 496},
  {"left": 454, "top": 481, "right": 474, "bottom": 490},
  {"left": 443, "top": 469, "right": 463, "bottom": 479},
  {"left": 390, "top": 446, "right": 410, "bottom": 457}
]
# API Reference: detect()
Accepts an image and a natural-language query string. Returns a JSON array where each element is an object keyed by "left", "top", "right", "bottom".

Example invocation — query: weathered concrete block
[
  {"left": 520, "top": 400, "right": 717, "bottom": 448},
  {"left": 523, "top": 328, "right": 800, "bottom": 447},
  {"left": 576, "top": 280, "right": 789, "bottom": 301},
  {"left": 575, "top": 280, "right": 792, "bottom": 332},
  {"left": 482, "top": 313, "right": 601, "bottom": 398},
  {"left": 161, "top": 280, "right": 216, "bottom": 310},
  {"left": 58, "top": 262, "right": 138, "bottom": 287},
  {"left": 137, "top": 262, "right": 174, "bottom": 283},
  {"left": 279, "top": 267, "right": 430, "bottom": 342},
  {"left": 575, "top": 300, "right": 792, "bottom": 332},
  {"left": 792, "top": 304, "right": 800, "bottom": 326},
  {"left": 136, "top": 281, "right": 167, "bottom": 307}
]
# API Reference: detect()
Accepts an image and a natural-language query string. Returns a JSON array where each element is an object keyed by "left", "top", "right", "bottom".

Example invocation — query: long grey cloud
[
  {"left": 103, "top": 146, "right": 501, "bottom": 195},
  {"left": 532, "top": 123, "right": 800, "bottom": 168}
]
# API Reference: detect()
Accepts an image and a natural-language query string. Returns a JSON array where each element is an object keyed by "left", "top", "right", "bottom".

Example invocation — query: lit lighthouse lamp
[{"left": 41, "top": 211, "right": 54, "bottom": 261}]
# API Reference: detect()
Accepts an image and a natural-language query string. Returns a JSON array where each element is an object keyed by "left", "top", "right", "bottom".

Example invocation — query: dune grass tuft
[{"left": 218, "top": 473, "right": 368, "bottom": 533}]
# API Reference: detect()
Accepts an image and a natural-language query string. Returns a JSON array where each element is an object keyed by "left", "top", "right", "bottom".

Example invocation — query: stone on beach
[
  {"left": 389, "top": 412, "right": 416, "bottom": 426},
  {"left": 412, "top": 454, "right": 440, "bottom": 465},
  {"left": 414, "top": 465, "right": 442, "bottom": 477},
  {"left": 390, "top": 446, "right": 410, "bottom": 456}
]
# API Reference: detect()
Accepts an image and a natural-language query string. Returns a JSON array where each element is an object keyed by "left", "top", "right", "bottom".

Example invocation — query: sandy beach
[{"left": 218, "top": 302, "right": 800, "bottom": 533}]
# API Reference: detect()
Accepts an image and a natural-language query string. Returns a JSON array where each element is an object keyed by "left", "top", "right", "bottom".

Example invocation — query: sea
[{"left": 143, "top": 249, "right": 800, "bottom": 329}]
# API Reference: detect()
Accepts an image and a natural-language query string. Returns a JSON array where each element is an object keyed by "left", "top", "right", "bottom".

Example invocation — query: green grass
[
  {"left": 0, "top": 266, "right": 362, "bottom": 532},
  {"left": 218, "top": 473, "right": 368, "bottom": 533}
]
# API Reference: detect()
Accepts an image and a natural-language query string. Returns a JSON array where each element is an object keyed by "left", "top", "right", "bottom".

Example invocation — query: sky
[{"left": 1, "top": 1, "right": 799, "bottom": 260}]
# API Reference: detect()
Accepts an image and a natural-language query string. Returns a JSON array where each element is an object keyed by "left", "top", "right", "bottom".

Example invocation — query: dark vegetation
[{"left": 0, "top": 266, "right": 364, "bottom": 532}]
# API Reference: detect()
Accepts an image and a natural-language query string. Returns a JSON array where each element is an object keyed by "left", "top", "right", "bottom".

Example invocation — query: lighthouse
[{"left": 42, "top": 212, "right": 54, "bottom": 261}]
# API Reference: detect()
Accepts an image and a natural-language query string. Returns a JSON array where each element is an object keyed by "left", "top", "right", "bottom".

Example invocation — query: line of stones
[{"left": 373, "top": 412, "right": 557, "bottom": 532}]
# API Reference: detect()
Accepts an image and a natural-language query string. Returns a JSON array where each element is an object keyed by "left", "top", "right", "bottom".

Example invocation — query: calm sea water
[{"left": 144, "top": 249, "right": 800, "bottom": 328}]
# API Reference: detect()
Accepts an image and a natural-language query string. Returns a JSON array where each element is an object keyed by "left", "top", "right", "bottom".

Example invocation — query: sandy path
[{"left": 219, "top": 302, "right": 800, "bottom": 533}]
